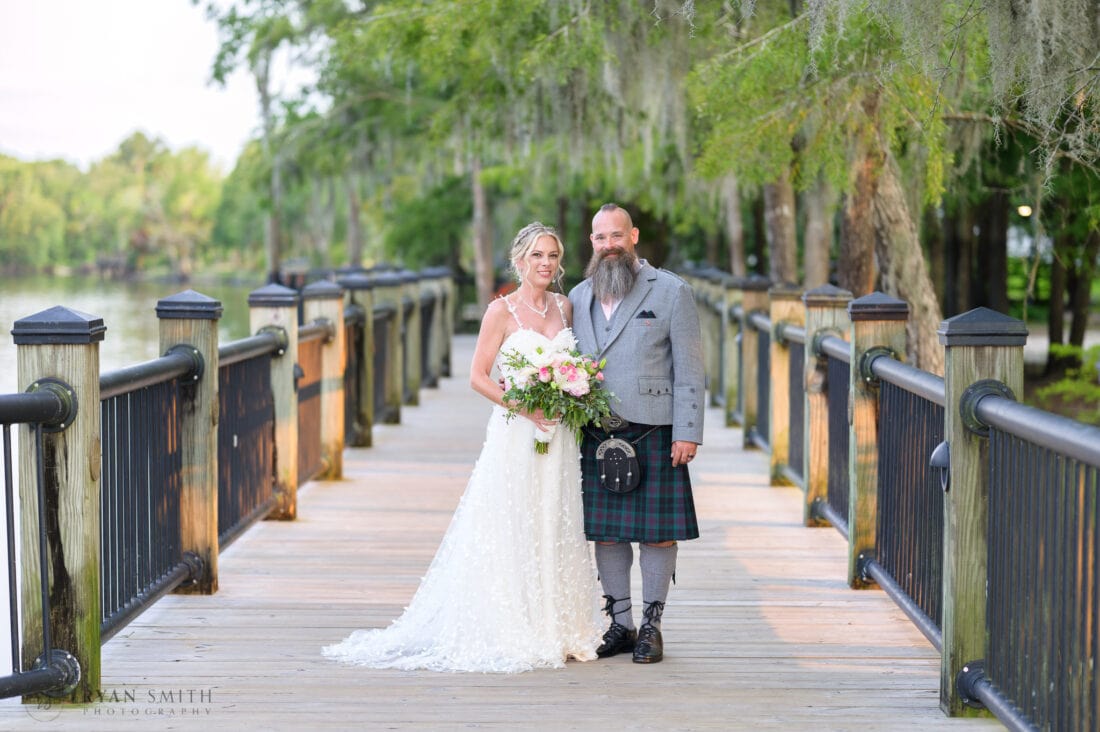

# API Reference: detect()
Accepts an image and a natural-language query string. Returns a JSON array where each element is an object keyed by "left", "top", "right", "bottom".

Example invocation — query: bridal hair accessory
[{"left": 501, "top": 337, "right": 616, "bottom": 454}]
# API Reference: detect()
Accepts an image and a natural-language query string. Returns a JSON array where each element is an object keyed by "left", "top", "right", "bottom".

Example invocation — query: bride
[{"left": 323, "top": 222, "right": 603, "bottom": 673}]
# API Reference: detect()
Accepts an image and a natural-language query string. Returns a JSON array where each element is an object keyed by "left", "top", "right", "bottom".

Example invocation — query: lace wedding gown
[{"left": 323, "top": 327, "right": 603, "bottom": 673}]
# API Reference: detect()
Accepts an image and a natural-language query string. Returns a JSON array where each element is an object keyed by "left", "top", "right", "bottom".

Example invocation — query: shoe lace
[
  {"left": 600, "top": 593, "right": 632, "bottom": 624},
  {"left": 640, "top": 600, "right": 665, "bottom": 630}
]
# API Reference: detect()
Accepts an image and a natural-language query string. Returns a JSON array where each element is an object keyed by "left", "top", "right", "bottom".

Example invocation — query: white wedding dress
[{"left": 323, "top": 326, "right": 603, "bottom": 673}]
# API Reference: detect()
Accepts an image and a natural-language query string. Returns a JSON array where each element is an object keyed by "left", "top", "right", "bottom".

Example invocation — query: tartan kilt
[{"left": 581, "top": 423, "right": 699, "bottom": 543}]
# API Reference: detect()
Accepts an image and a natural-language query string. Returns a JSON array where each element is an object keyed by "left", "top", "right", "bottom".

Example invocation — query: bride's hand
[{"left": 523, "top": 408, "right": 558, "bottom": 432}]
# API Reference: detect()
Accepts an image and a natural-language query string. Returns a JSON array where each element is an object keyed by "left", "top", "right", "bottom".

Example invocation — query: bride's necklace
[{"left": 517, "top": 292, "right": 549, "bottom": 318}]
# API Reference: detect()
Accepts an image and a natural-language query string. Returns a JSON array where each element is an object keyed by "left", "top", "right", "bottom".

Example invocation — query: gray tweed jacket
[{"left": 569, "top": 262, "right": 705, "bottom": 444}]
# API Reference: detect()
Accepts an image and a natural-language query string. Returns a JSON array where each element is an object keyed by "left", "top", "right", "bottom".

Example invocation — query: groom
[{"left": 569, "top": 203, "right": 704, "bottom": 664}]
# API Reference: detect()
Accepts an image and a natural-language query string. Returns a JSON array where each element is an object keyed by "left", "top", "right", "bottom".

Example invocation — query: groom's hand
[{"left": 671, "top": 440, "right": 698, "bottom": 467}]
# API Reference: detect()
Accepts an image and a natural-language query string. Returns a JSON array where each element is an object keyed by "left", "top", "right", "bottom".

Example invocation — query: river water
[{"left": 0, "top": 275, "right": 259, "bottom": 395}]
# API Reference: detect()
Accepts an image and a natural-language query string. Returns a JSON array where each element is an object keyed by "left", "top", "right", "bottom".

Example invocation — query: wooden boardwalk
[{"left": 0, "top": 335, "right": 1002, "bottom": 731}]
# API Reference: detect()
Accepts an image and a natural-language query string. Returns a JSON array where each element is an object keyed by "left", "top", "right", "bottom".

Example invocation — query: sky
[{"left": 0, "top": 0, "right": 261, "bottom": 171}]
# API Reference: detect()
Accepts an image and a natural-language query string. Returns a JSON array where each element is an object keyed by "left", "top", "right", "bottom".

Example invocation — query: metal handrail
[
  {"left": 100, "top": 349, "right": 198, "bottom": 400},
  {"left": 818, "top": 334, "right": 851, "bottom": 364},
  {"left": 869, "top": 356, "right": 947, "bottom": 407},
  {"left": 218, "top": 332, "right": 283, "bottom": 367},
  {"left": 975, "top": 394, "right": 1100, "bottom": 467}
]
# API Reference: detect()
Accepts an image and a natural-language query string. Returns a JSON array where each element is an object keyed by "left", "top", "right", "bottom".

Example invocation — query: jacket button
[
  {"left": 688, "top": 421, "right": 694, "bottom": 427},
  {"left": 692, "top": 403, "right": 697, "bottom": 409}
]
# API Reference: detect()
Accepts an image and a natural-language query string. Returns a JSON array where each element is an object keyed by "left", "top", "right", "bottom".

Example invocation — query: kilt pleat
[{"left": 580, "top": 424, "right": 699, "bottom": 542}]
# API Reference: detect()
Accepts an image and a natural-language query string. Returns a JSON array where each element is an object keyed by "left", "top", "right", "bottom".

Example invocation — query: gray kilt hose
[{"left": 581, "top": 423, "right": 699, "bottom": 543}]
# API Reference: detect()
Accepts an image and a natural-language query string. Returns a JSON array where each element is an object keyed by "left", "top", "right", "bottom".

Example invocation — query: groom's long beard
[{"left": 586, "top": 247, "right": 639, "bottom": 302}]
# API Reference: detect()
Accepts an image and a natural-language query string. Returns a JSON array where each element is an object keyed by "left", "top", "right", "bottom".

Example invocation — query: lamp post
[{"left": 1016, "top": 204, "right": 1036, "bottom": 325}]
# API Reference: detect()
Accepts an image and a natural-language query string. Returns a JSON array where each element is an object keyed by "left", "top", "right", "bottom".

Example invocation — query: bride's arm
[
  {"left": 469, "top": 299, "right": 554, "bottom": 429},
  {"left": 470, "top": 299, "right": 510, "bottom": 407}
]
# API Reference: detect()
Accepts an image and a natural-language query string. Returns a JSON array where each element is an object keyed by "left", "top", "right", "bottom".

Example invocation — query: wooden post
[
  {"left": 938, "top": 307, "right": 1026, "bottom": 716},
  {"left": 802, "top": 285, "right": 853, "bottom": 526},
  {"left": 373, "top": 271, "right": 405, "bottom": 424},
  {"left": 157, "top": 290, "right": 223, "bottom": 595},
  {"left": 847, "top": 292, "right": 909, "bottom": 588},
  {"left": 338, "top": 271, "right": 374, "bottom": 447},
  {"left": 302, "top": 280, "right": 346, "bottom": 479},
  {"left": 14, "top": 306, "right": 106, "bottom": 701},
  {"left": 419, "top": 267, "right": 449, "bottom": 388},
  {"left": 721, "top": 276, "right": 743, "bottom": 427},
  {"left": 437, "top": 268, "right": 455, "bottom": 378},
  {"left": 739, "top": 275, "right": 771, "bottom": 449},
  {"left": 694, "top": 270, "right": 722, "bottom": 407},
  {"left": 248, "top": 283, "right": 300, "bottom": 520},
  {"left": 769, "top": 284, "right": 803, "bottom": 486},
  {"left": 399, "top": 269, "right": 422, "bottom": 406}
]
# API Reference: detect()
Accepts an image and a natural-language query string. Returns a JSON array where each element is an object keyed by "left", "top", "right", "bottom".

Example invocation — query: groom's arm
[{"left": 668, "top": 281, "right": 705, "bottom": 445}]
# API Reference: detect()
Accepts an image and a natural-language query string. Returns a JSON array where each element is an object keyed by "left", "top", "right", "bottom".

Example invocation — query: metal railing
[
  {"left": 965, "top": 396, "right": 1100, "bottom": 732},
  {"left": 862, "top": 356, "right": 946, "bottom": 650},
  {"left": 217, "top": 335, "right": 280, "bottom": 548},
  {"left": 99, "top": 349, "right": 205, "bottom": 642}
]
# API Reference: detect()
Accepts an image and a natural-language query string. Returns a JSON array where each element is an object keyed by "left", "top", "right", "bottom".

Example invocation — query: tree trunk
[
  {"left": 1068, "top": 229, "right": 1099, "bottom": 349},
  {"left": 345, "top": 172, "right": 364, "bottom": 267},
  {"left": 956, "top": 207, "right": 977, "bottom": 312},
  {"left": 839, "top": 90, "right": 881, "bottom": 297},
  {"left": 976, "top": 190, "right": 1009, "bottom": 313},
  {"left": 873, "top": 154, "right": 945, "bottom": 375},
  {"left": 1046, "top": 239, "right": 1068, "bottom": 375},
  {"left": 556, "top": 196, "right": 569, "bottom": 242},
  {"left": 256, "top": 51, "right": 282, "bottom": 284},
  {"left": 704, "top": 230, "right": 718, "bottom": 266},
  {"left": 722, "top": 176, "right": 746, "bottom": 277},
  {"left": 471, "top": 157, "right": 494, "bottom": 309},
  {"left": 839, "top": 172, "right": 878, "bottom": 297},
  {"left": 763, "top": 169, "right": 798, "bottom": 284},
  {"left": 574, "top": 198, "right": 591, "bottom": 277},
  {"left": 750, "top": 193, "right": 767, "bottom": 275},
  {"left": 803, "top": 176, "right": 833, "bottom": 288},
  {"left": 925, "top": 205, "right": 946, "bottom": 312}
]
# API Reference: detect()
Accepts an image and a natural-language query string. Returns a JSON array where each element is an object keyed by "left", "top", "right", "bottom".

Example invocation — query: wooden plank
[{"left": 0, "top": 335, "right": 1002, "bottom": 731}]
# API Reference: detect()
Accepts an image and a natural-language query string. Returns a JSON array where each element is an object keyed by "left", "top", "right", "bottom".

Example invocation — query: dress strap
[
  {"left": 552, "top": 294, "right": 568, "bottom": 327},
  {"left": 502, "top": 294, "right": 525, "bottom": 329}
]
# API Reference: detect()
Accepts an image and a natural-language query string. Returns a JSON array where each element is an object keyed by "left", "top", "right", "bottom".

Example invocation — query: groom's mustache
[{"left": 596, "top": 246, "right": 627, "bottom": 260}]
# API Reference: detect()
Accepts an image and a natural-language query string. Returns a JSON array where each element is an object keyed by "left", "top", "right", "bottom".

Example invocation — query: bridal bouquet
[{"left": 500, "top": 343, "right": 615, "bottom": 454}]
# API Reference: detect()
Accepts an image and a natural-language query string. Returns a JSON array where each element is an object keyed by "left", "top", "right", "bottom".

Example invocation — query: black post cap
[
  {"left": 12, "top": 306, "right": 106, "bottom": 345},
  {"left": 802, "top": 284, "right": 853, "bottom": 306},
  {"left": 738, "top": 274, "right": 772, "bottom": 291},
  {"left": 849, "top": 292, "right": 909, "bottom": 321},
  {"left": 337, "top": 272, "right": 374, "bottom": 291},
  {"left": 370, "top": 271, "right": 406, "bottom": 287},
  {"left": 768, "top": 283, "right": 803, "bottom": 300},
  {"left": 156, "top": 289, "right": 223, "bottom": 320},
  {"left": 301, "top": 280, "right": 344, "bottom": 301},
  {"left": 248, "top": 283, "right": 300, "bottom": 307},
  {"left": 937, "top": 307, "right": 1028, "bottom": 346}
]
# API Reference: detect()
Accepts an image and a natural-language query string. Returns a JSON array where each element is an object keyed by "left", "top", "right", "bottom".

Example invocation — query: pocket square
[{"left": 636, "top": 310, "right": 656, "bottom": 319}]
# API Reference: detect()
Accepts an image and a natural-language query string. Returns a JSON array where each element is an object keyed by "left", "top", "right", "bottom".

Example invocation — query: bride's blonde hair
[{"left": 509, "top": 222, "right": 565, "bottom": 289}]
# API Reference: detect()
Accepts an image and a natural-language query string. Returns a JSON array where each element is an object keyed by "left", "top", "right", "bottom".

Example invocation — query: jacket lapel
[
  {"left": 575, "top": 284, "right": 599, "bottom": 352},
  {"left": 600, "top": 264, "right": 656, "bottom": 354}
]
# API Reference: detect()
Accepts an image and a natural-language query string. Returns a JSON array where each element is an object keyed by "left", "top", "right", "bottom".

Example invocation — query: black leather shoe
[
  {"left": 632, "top": 624, "right": 663, "bottom": 663},
  {"left": 596, "top": 623, "right": 637, "bottom": 658}
]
